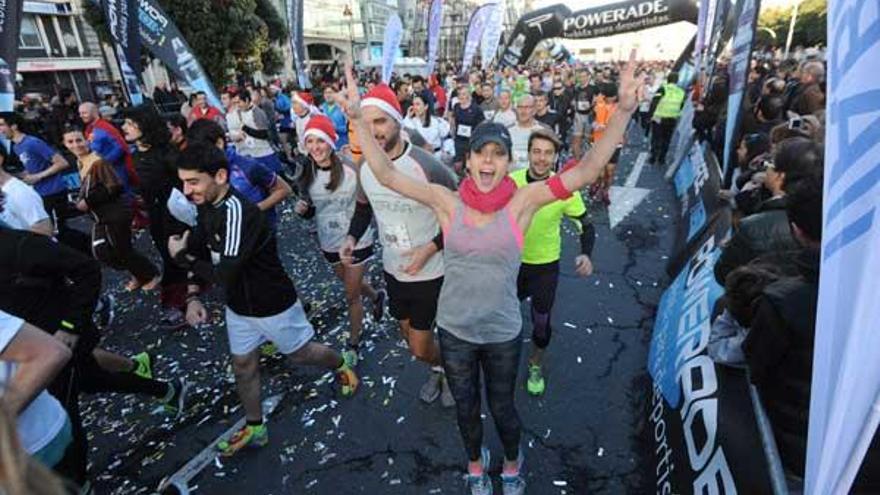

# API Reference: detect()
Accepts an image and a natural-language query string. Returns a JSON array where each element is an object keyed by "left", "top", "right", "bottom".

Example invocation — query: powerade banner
[
  {"left": 105, "top": 0, "right": 143, "bottom": 105},
  {"left": 480, "top": 2, "right": 504, "bottom": 70},
  {"left": 647, "top": 211, "right": 773, "bottom": 494},
  {"left": 425, "top": 0, "right": 443, "bottom": 75},
  {"left": 381, "top": 13, "right": 402, "bottom": 83},
  {"left": 0, "top": 0, "right": 23, "bottom": 111},
  {"left": 461, "top": 3, "right": 495, "bottom": 75},
  {"left": 722, "top": 0, "right": 760, "bottom": 180},
  {"left": 664, "top": 99, "right": 695, "bottom": 179},
  {"left": 286, "top": 0, "right": 309, "bottom": 89},
  {"left": 669, "top": 140, "right": 723, "bottom": 275},
  {"left": 135, "top": 0, "right": 223, "bottom": 110},
  {"left": 499, "top": 0, "right": 698, "bottom": 67}
]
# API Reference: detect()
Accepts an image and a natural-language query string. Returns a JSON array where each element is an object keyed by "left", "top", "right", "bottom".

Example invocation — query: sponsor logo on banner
[
  {"left": 461, "top": 4, "right": 495, "bottom": 74},
  {"left": 499, "top": 0, "right": 697, "bottom": 68},
  {"left": 106, "top": 0, "right": 143, "bottom": 105},
  {"left": 480, "top": 2, "right": 504, "bottom": 69}
]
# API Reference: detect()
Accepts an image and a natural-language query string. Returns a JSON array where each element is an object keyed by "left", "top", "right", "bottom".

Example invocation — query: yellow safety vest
[{"left": 653, "top": 83, "right": 685, "bottom": 119}]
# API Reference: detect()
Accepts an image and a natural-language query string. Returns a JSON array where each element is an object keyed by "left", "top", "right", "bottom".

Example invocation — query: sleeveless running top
[{"left": 437, "top": 202, "right": 524, "bottom": 344}]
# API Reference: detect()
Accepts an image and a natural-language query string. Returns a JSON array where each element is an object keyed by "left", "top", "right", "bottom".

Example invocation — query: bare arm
[
  {"left": 29, "top": 218, "right": 54, "bottom": 237},
  {"left": 336, "top": 60, "right": 456, "bottom": 221},
  {"left": 256, "top": 175, "right": 292, "bottom": 211},
  {"left": 40, "top": 153, "right": 71, "bottom": 180},
  {"left": 514, "top": 50, "right": 640, "bottom": 226},
  {"left": 1, "top": 321, "right": 71, "bottom": 415}
]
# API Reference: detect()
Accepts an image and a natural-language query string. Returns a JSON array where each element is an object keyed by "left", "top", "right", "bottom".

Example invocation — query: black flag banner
[
  {"left": 104, "top": 0, "right": 143, "bottom": 105},
  {"left": 499, "top": 0, "right": 698, "bottom": 67},
  {"left": 0, "top": 0, "right": 23, "bottom": 111}
]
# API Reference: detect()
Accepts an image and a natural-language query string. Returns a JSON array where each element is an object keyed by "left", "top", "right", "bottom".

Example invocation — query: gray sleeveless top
[{"left": 437, "top": 202, "right": 524, "bottom": 344}]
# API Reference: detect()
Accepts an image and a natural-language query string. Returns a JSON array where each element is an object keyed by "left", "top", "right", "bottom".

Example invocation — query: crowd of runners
[{"left": 0, "top": 50, "right": 689, "bottom": 494}]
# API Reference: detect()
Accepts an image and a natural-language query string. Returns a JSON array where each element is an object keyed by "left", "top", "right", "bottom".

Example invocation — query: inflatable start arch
[{"left": 499, "top": 0, "right": 699, "bottom": 67}]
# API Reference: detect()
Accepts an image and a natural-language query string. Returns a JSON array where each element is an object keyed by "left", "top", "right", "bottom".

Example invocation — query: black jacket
[
  {"left": 0, "top": 227, "right": 101, "bottom": 344},
  {"left": 185, "top": 188, "right": 297, "bottom": 317},
  {"left": 715, "top": 196, "right": 799, "bottom": 284},
  {"left": 744, "top": 248, "right": 818, "bottom": 476},
  {"left": 133, "top": 145, "right": 180, "bottom": 207}
]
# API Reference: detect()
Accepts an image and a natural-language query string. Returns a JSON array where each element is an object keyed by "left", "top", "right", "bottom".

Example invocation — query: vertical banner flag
[
  {"left": 134, "top": 0, "right": 223, "bottom": 110},
  {"left": 381, "top": 13, "right": 402, "bottom": 84},
  {"left": 104, "top": 0, "right": 143, "bottom": 105},
  {"left": 426, "top": 0, "right": 444, "bottom": 75},
  {"left": 806, "top": 0, "right": 880, "bottom": 493},
  {"left": 480, "top": 2, "right": 504, "bottom": 70},
  {"left": 721, "top": 0, "right": 759, "bottom": 181},
  {"left": 287, "top": 0, "right": 310, "bottom": 89},
  {"left": 461, "top": 3, "right": 494, "bottom": 75},
  {"left": 0, "top": 0, "right": 23, "bottom": 112},
  {"left": 693, "top": 0, "right": 709, "bottom": 75}
]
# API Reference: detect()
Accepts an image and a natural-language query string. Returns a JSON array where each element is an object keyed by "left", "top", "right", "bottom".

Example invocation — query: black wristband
[{"left": 432, "top": 231, "right": 444, "bottom": 251}]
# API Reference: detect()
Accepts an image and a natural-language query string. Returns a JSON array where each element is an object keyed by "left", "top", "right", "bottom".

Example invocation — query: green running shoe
[
  {"left": 132, "top": 352, "right": 153, "bottom": 380},
  {"left": 260, "top": 342, "right": 278, "bottom": 356},
  {"left": 526, "top": 364, "right": 545, "bottom": 396},
  {"left": 342, "top": 348, "right": 359, "bottom": 368},
  {"left": 217, "top": 423, "right": 268, "bottom": 457}
]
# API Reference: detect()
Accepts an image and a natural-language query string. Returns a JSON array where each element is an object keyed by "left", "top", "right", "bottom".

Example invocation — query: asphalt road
[{"left": 82, "top": 131, "right": 677, "bottom": 495}]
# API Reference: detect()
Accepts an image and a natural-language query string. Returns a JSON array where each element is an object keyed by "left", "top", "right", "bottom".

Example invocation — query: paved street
[{"left": 82, "top": 133, "right": 677, "bottom": 495}]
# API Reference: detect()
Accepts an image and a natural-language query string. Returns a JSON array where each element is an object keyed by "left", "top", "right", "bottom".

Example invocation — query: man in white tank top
[{"left": 339, "top": 83, "right": 459, "bottom": 406}]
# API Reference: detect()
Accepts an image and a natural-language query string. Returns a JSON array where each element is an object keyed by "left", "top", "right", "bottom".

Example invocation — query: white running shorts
[{"left": 225, "top": 301, "right": 315, "bottom": 356}]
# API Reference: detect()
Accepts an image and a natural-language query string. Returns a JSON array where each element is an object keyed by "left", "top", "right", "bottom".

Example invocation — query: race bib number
[
  {"left": 457, "top": 125, "right": 472, "bottom": 138},
  {"left": 211, "top": 250, "right": 221, "bottom": 265},
  {"left": 384, "top": 224, "right": 412, "bottom": 251},
  {"left": 577, "top": 101, "right": 590, "bottom": 112},
  {"left": 318, "top": 212, "right": 347, "bottom": 240}
]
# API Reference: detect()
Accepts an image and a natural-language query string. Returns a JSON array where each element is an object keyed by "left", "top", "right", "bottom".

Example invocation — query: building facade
[{"left": 15, "top": 0, "right": 112, "bottom": 101}]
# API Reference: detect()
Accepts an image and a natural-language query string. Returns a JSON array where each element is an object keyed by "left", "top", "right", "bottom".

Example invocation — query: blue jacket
[{"left": 321, "top": 102, "right": 349, "bottom": 148}]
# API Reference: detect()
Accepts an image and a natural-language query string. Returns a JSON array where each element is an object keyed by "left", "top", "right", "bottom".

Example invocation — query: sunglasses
[{"left": 553, "top": 87, "right": 563, "bottom": 90}]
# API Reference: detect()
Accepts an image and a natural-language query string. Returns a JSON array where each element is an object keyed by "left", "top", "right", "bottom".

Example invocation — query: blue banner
[
  {"left": 286, "top": 0, "right": 309, "bottom": 89},
  {"left": 0, "top": 0, "right": 23, "bottom": 111},
  {"left": 722, "top": 0, "right": 759, "bottom": 179},
  {"left": 381, "top": 13, "right": 402, "bottom": 83},
  {"left": 134, "top": 0, "right": 223, "bottom": 110},
  {"left": 426, "top": 0, "right": 443, "bottom": 75},
  {"left": 105, "top": 0, "right": 143, "bottom": 105}
]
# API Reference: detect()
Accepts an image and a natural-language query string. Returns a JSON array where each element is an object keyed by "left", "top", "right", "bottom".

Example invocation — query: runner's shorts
[
  {"left": 573, "top": 113, "right": 592, "bottom": 138},
  {"left": 383, "top": 272, "right": 443, "bottom": 331},
  {"left": 322, "top": 245, "right": 374, "bottom": 266},
  {"left": 225, "top": 301, "right": 314, "bottom": 356},
  {"left": 516, "top": 261, "right": 559, "bottom": 314}
]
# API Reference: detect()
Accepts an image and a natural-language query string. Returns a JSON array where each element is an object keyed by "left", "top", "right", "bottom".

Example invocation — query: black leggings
[
  {"left": 651, "top": 118, "right": 678, "bottom": 163},
  {"left": 439, "top": 328, "right": 522, "bottom": 462},
  {"left": 50, "top": 333, "right": 169, "bottom": 484},
  {"left": 95, "top": 218, "right": 158, "bottom": 284}
]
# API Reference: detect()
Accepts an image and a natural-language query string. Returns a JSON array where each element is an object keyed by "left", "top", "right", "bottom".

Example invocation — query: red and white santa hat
[
  {"left": 361, "top": 84, "right": 403, "bottom": 123},
  {"left": 293, "top": 91, "right": 314, "bottom": 106},
  {"left": 303, "top": 114, "right": 338, "bottom": 150}
]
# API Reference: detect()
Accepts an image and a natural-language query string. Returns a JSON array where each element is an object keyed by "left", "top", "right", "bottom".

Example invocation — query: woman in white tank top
[{"left": 294, "top": 115, "right": 386, "bottom": 368}]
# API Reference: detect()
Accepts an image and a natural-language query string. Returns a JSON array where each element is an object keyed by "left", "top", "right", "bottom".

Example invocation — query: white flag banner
[
  {"left": 381, "top": 13, "right": 403, "bottom": 84},
  {"left": 480, "top": 2, "right": 504, "bottom": 70},
  {"left": 805, "top": 1, "right": 880, "bottom": 493}
]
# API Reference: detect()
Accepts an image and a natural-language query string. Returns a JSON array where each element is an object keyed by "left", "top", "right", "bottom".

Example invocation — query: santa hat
[
  {"left": 293, "top": 91, "right": 314, "bottom": 106},
  {"left": 303, "top": 114, "right": 337, "bottom": 150},
  {"left": 361, "top": 84, "right": 403, "bottom": 123}
]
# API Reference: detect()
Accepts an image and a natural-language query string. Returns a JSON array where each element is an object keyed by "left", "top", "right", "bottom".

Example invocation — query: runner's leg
[
  {"left": 231, "top": 351, "right": 263, "bottom": 423},
  {"left": 481, "top": 334, "right": 523, "bottom": 465},
  {"left": 438, "top": 328, "right": 483, "bottom": 462}
]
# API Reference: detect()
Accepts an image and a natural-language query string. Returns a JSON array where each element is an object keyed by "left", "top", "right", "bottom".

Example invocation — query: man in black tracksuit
[
  {"left": 168, "top": 142, "right": 359, "bottom": 457},
  {"left": 0, "top": 225, "right": 187, "bottom": 484}
]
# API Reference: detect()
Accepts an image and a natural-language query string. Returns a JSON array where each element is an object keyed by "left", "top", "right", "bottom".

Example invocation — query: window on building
[{"left": 19, "top": 15, "right": 43, "bottom": 49}]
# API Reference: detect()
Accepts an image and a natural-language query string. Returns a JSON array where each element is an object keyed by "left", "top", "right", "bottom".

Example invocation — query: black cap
[{"left": 468, "top": 122, "right": 512, "bottom": 157}]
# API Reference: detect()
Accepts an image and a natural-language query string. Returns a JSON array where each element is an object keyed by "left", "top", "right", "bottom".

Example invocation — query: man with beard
[{"left": 339, "top": 83, "right": 459, "bottom": 407}]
